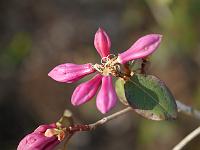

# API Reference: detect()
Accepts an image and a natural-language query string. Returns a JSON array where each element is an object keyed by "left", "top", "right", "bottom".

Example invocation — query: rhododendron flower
[
  {"left": 17, "top": 124, "right": 63, "bottom": 150},
  {"left": 48, "top": 28, "right": 162, "bottom": 114}
]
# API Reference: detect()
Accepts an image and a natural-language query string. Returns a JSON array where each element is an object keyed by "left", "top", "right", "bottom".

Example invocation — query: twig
[
  {"left": 88, "top": 107, "right": 133, "bottom": 130},
  {"left": 65, "top": 100, "right": 200, "bottom": 150},
  {"left": 176, "top": 100, "right": 200, "bottom": 120},
  {"left": 172, "top": 126, "right": 200, "bottom": 150},
  {"left": 173, "top": 100, "right": 200, "bottom": 150},
  {"left": 86, "top": 100, "right": 200, "bottom": 131},
  {"left": 63, "top": 101, "right": 200, "bottom": 150},
  {"left": 67, "top": 107, "right": 133, "bottom": 133},
  {"left": 67, "top": 101, "right": 200, "bottom": 133}
]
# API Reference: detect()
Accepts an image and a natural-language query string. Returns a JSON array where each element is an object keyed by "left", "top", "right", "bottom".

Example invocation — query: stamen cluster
[{"left": 93, "top": 54, "right": 119, "bottom": 76}]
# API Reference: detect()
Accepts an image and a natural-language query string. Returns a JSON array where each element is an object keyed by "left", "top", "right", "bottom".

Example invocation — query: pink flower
[
  {"left": 17, "top": 124, "right": 61, "bottom": 150},
  {"left": 48, "top": 28, "right": 162, "bottom": 113}
]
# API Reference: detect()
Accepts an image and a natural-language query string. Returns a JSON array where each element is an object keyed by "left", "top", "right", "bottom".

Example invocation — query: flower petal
[
  {"left": 71, "top": 74, "right": 102, "bottom": 106},
  {"left": 48, "top": 63, "right": 95, "bottom": 83},
  {"left": 96, "top": 76, "right": 117, "bottom": 114},
  {"left": 118, "top": 34, "right": 162, "bottom": 64},
  {"left": 94, "top": 28, "right": 111, "bottom": 58},
  {"left": 34, "top": 124, "right": 56, "bottom": 133},
  {"left": 17, "top": 124, "right": 59, "bottom": 150}
]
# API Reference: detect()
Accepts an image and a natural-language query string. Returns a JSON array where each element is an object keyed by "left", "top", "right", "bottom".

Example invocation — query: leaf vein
[{"left": 129, "top": 78, "right": 171, "bottom": 117}]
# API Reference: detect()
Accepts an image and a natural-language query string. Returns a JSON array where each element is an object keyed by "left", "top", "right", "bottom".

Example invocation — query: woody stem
[
  {"left": 88, "top": 106, "right": 133, "bottom": 130},
  {"left": 68, "top": 100, "right": 200, "bottom": 133}
]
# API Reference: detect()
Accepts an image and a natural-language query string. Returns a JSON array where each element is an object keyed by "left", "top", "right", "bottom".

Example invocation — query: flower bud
[
  {"left": 118, "top": 34, "right": 162, "bottom": 64},
  {"left": 94, "top": 28, "right": 111, "bottom": 58},
  {"left": 48, "top": 63, "right": 95, "bottom": 83},
  {"left": 96, "top": 76, "right": 117, "bottom": 114},
  {"left": 71, "top": 74, "right": 102, "bottom": 106},
  {"left": 17, "top": 124, "right": 60, "bottom": 150}
]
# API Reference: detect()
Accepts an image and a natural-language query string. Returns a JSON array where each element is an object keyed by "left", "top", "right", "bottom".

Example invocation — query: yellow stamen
[{"left": 44, "top": 128, "right": 66, "bottom": 141}]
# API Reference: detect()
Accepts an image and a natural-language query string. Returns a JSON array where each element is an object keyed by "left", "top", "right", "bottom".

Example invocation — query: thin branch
[
  {"left": 86, "top": 100, "right": 200, "bottom": 131},
  {"left": 67, "top": 100, "right": 200, "bottom": 133},
  {"left": 66, "top": 107, "right": 133, "bottom": 134},
  {"left": 172, "top": 126, "right": 200, "bottom": 150},
  {"left": 172, "top": 101, "right": 200, "bottom": 150},
  {"left": 88, "top": 107, "right": 133, "bottom": 130},
  {"left": 176, "top": 100, "right": 200, "bottom": 120},
  {"left": 64, "top": 101, "right": 200, "bottom": 150}
]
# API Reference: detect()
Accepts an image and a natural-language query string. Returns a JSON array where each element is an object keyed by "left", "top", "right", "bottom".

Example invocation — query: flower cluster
[{"left": 48, "top": 28, "right": 162, "bottom": 113}]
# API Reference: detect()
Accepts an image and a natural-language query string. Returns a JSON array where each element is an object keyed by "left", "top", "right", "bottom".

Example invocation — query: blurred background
[{"left": 1, "top": 0, "right": 200, "bottom": 149}]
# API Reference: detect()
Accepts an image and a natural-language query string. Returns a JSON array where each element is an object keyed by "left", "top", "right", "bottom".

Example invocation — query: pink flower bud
[
  {"left": 96, "top": 76, "right": 117, "bottom": 114},
  {"left": 17, "top": 124, "right": 60, "bottom": 150},
  {"left": 48, "top": 63, "right": 95, "bottom": 83},
  {"left": 118, "top": 34, "right": 162, "bottom": 64},
  {"left": 94, "top": 28, "right": 111, "bottom": 58},
  {"left": 71, "top": 74, "right": 102, "bottom": 106}
]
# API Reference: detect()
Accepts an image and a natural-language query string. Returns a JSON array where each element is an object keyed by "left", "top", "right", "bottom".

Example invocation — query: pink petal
[
  {"left": 94, "top": 27, "right": 111, "bottom": 58},
  {"left": 17, "top": 124, "right": 59, "bottom": 150},
  {"left": 118, "top": 34, "right": 162, "bottom": 64},
  {"left": 34, "top": 124, "right": 56, "bottom": 133},
  {"left": 96, "top": 76, "right": 117, "bottom": 114},
  {"left": 48, "top": 63, "right": 95, "bottom": 83},
  {"left": 71, "top": 74, "right": 102, "bottom": 106}
]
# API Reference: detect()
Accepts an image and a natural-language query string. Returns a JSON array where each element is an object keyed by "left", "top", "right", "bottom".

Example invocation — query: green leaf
[{"left": 115, "top": 74, "right": 177, "bottom": 120}]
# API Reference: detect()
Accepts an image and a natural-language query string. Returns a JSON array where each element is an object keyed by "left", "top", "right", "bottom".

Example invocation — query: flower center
[{"left": 93, "top": 54, "right": 120, "bottom": 76}]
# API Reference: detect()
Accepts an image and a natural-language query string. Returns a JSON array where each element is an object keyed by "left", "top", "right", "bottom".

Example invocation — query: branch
[
  {"left": 172, "top": 100, "right": 200, "bottom": 150},
  {"left": 64, "top": 101, "right": 200, "bottom": 150},
  {"left": 172, "top": 126, "right": 200, "bottom": 150},
  {"left": 176, "top": 100, "right": 200, "bottom": 120},
  {"left": 67, "top": 107, "right": 133, "bottom": 133},
  {"left": 67, "top": 100, "right": 200, "bottom": 133},
  {"left": 87, "top": 100, "right": 200, "bottom": 130},
  {"left": 88, "top": 107, "right": 133, "bottom": 130}
]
